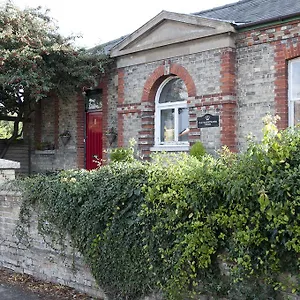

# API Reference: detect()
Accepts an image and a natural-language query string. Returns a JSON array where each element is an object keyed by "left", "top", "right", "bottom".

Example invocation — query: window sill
[{"left": 150, "top": 144, "right": 189, "bottom": 152}]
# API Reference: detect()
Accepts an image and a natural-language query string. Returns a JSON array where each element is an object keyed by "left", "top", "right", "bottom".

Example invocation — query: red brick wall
[
  {"left": 117, "top": 68, "right": 125, "bottom": 147},
  {"left": 34, "top": 101, "right": 42, "bottom": 147},
  {"left": 76, "top": 94, "right": 85, "bottom": 169},
  {"left": 220, "top": 48, "right": 237, "bottom": 152},
  {"left": 54, "top": 96, "right": 59, "bottom": 149},
  {"left": 274, "top": 38, "right": 300, "bottom": 129}
]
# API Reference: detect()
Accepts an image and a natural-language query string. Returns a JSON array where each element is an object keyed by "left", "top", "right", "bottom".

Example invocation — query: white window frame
[
  {"left": 151, "top": 77, "right": 189, "bottom": 152},
  {"left": 288, "top": 58, "right": 300, "bottom": 127}
]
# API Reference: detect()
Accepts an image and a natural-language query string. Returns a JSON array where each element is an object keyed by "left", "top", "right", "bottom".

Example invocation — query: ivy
[
  {"left": 18, "top": 162, "right": 154, "bottom": 300},
  {"left": 17, "top": 116, "right": 300, "bottom": 299}
]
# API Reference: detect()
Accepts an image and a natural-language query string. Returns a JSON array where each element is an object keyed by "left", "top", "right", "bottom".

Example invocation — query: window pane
[
  {"left": 292, "top": 62, "right": 300, "bottom": 100},
  {"left": 294, "top": 101, "right": 300, "bottom": 126},
  {"left": 161, "top": 109, "right": 174, "bottom": 143},
  {"left": 159, "top": 78, "right": 188, "bottom": 103},
  {"left": 178, "top": 108, "right": 189, "bottom": 142},
  {"left": 86, "top": 89, "right": 102, "bottom": 110}
]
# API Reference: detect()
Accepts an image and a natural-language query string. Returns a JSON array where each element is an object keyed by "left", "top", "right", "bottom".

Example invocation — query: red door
[{"left": 86, "top": 111, "right": 103, "bottom": 170}]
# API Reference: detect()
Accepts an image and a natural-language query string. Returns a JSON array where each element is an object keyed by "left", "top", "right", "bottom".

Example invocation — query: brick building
[{"left": 31, "top": 0, "right": 300, "bottom": 172}]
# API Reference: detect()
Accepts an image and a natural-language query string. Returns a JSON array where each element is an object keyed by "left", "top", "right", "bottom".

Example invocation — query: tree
[{"left": 0, "top": 1, "right": 109, "bottom": 157}]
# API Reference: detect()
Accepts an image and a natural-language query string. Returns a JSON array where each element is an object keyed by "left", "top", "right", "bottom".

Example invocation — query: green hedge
[{"left": 18, "top": 117, "right": 300, "bottom": 300}]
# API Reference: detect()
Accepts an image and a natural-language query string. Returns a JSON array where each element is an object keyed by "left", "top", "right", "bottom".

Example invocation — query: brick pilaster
[
  {"left": 118, "top": 68, "right": 125, "bottom": 105},
  {"left": 221, "top": 102, "right": 237, "bottom": 151},
  {"left": 117, "top": 113, "right": 124, "bottom": 147},
  {"left": 139, "top": 102, "right": 155, "bottom": 159},
  {"left": 117, "top": 68, "right": 125, "bottom": 147},
  {"left": 34, "top": 101, "right": 42, "bottom": 148},
  {"left": 220, "top": 48, "right": 237, "bottom": 152},
  {"left": 76, "top": 94, "right": 85, "bottom": 169},
  {"left": 54, "top": 96, "right": 59, "bottom": 149}
]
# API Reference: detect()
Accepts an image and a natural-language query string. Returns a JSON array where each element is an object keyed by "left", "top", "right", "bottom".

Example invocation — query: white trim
[
  {"left": 154, "top": 77, "right": 174, "bottom": 145},
  {"left": 150, "top": 145, "right": 190, "bottom": 152},
  {"left": 288, "top": 58, "right": 300, "bottom": 127},
  {"left": 174, "top": 107, "right": 179, "bottom": 141},
  {"left": 288, "top": 59, "right": 293, "bottom": 127}
]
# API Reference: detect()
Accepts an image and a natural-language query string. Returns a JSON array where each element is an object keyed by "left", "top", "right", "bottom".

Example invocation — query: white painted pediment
[{"left": 111, "top": 11, "right": 235, "bottom": 57}]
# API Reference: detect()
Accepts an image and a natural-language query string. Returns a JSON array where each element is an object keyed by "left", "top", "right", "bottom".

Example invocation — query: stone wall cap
[{"left": 0, "top": 158, "right": 20, "bottom": 169}]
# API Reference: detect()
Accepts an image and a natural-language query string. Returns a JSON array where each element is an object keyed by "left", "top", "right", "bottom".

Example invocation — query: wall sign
[{"left": 197, "top": 114, "right": 219, "bottom": 128}]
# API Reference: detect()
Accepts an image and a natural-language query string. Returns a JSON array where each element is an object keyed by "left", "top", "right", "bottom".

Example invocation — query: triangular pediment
[
  {"left": 111, "top": 11, "right": 235, "bottom": 57},
  {"left": 123, "top": 20, "right": 216, "bottom": 50}
]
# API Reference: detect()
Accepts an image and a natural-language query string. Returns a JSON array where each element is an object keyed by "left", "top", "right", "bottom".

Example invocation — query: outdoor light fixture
[{"left": 60, "top": 130, "right": 71, "bottom": 146}]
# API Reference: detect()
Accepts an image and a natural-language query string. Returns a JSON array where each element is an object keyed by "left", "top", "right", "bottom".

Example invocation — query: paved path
[{"left": 0, "top": 282, "right": 42, "bottom": 300}]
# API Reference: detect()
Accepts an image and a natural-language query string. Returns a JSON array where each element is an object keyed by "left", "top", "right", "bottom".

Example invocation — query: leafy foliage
[
  {"left": 189, "top": 141, "right": 206, "bottom": 160},
  {"left": 109, "top": 147, "right": 135, "bottom": 163},
  {"left": 109, "top": 147, "right": 134, "bottom": 162},
  {"left": 0, "top": 120, "right": 22, "bottom": 139},
  {"left": 109, "top": 138, "right": 139, "bottom": 163},
  {"left": 17, "top": 116, "right": 300, "bottom": 299},
  {"left": 0, "top": 2, "right": 109, "bottom": 157},
  {"left": 18, "top": 162, "right": 154, "bottom": 300}
]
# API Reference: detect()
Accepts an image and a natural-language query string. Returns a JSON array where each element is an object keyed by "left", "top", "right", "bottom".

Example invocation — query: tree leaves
[{"left": 0, "top": 2, "right": 109, "bottom": 157}]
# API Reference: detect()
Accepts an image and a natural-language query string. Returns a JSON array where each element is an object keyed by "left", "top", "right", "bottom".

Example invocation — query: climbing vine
[{"left": 17, "top": 116, "right": 300, "bottom": 299}]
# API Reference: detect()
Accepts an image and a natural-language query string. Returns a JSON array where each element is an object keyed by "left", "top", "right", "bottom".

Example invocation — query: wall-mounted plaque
[{"left": 197, "top": 114, "right": 219, "bottom": 128}]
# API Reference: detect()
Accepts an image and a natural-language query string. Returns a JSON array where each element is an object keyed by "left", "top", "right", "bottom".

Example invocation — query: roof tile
[{"left": 194, "top": 0, "right": 300, "bottom": 25}]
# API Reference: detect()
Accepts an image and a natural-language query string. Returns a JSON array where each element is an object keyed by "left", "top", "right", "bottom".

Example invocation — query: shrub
[
  {"left": 141, "top": 153, "right": 225, "bottom": 299},
  {"left": 109, "top": 138, "right": 138, "bottom": 163},
  {"left": 17, "top": 115, "right": 300, "bottom": 300},
  {"left": 109, "top": 147, "right": 134, "bottom": 162},
  {"left": 190, "top": 141, "right": 206, "bottom": 160}
]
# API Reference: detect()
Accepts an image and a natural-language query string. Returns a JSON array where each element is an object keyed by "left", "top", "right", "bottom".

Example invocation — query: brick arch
[
  {"left": 274, "top": 40, "right": 300, "bottom": 130},
  {"left": 139, "top": 63, "right": 196, "bottom": 159},
  {"left": 141, "top": 63, "right": 196, "bottom": 102}
]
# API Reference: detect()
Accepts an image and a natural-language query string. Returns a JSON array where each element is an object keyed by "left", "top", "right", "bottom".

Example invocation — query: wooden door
[{"left": 86, "top": 111, "right": 102, "bottom": 170}]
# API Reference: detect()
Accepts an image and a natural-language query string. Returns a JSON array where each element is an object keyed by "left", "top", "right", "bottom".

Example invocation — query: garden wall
[
  {"left": 0, "top": 140, "right": 29, "bottom": 175},
  {"left": 0, "top": 189, "right": 107, "bottom": 299}
]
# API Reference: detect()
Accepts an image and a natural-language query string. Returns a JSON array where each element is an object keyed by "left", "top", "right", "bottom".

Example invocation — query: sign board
[{"left": 197, "top": 114, "right": 219, "bottom": 128}]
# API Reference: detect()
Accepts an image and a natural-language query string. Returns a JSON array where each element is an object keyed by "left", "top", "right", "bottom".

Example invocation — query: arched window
[
  {"left": 289, "top": 57, "right": 300, "bottom": 127},
  {"left": 154, "top": 77, "right": 189, "bottom": 149}
]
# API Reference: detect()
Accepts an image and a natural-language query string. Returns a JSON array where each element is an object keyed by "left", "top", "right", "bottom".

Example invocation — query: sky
[{"left": 9, "top": 0, "right": 237, "bottom": 48}]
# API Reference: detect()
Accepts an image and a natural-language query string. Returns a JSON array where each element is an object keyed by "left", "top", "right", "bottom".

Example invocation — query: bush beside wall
[{"left": 14, "top": 117, "right": 300, "bottom": 300}]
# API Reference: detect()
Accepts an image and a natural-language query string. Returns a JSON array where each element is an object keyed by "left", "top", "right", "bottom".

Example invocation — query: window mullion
[{"left": 174, "top": 107, "right": 178, "bottom": 142}]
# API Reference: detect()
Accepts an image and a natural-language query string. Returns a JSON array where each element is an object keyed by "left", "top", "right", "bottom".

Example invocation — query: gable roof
[
  {"left": 110, "top": 10, "right": 235, "bottom": 58},
  {"left": 194, "top": 0, "right": 300, "bottom": 26},
  {"left": 89, "top": 36, "right": 128, "bottom": 55}
]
